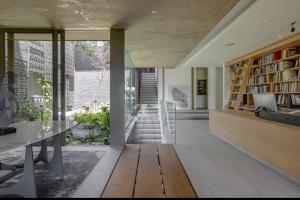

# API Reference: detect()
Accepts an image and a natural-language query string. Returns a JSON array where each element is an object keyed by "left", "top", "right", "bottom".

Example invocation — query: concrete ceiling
[
  {"left": 180, "top": 0, "right": 300, "bottom": 68},
  {"left": 0, "top": 0, "right": 239, "bottom": 68}
]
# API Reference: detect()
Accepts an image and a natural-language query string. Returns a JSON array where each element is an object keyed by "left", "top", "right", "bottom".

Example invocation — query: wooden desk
[{"left": 209, "top": 110, "right": 300, "bottom": 180}]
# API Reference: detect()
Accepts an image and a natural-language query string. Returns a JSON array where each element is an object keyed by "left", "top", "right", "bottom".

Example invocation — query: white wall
[
  {"left": 208, "top": 67, "right": 217, "bottom": 110},
  {"left": 160, "top": 67, "right": 192, "bottom": 110},
  {"left": 157, "top": 66, "right": 223, "bottom": 111}
]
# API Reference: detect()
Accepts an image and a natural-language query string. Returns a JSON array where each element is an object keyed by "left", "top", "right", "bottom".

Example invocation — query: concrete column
[
  {"left": 0, "top": 32, "right": 5, "bottom": 83},
  {"left": 52, "top": 30, "right": 59, "bottom": 120},
  {"left": 7, "top": 33, "right": 14, "bottom": 94},
  {"left": 110, "top": 28, "right": 125, "bottom": 146},
  {"left": 60, "top": 30, "right": 66, "bottom": 121}
]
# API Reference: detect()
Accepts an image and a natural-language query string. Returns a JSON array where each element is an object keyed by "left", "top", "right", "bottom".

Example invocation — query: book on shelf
[
  {"left": 283, "top": 71, "right": 297, "bottom": 81},
  {"left": 273, "top": 72, "right": 283, "bottom": 82},
  {"left": 257, "top": 51, "right": 281, "bottom": 65},
  {"left": 277, "top": 94, "right": 287, "bottom": 105},
  {"left": 295, "top": 59, "right": 300, "bottom": 68},
  {"left": 290, "top": 82, "right": 300, "bottom": 92},
  {"left": 291, "top": 94, "right": 300, "bottom": 105},
  {"left": 283, "top": 47, "right": 298, "bottom": 58}
]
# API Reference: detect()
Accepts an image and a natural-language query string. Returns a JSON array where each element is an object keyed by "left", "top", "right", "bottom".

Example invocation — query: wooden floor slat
[
  {"left": 134, "top": 144, "right": 164, "bottom": 198},
  {"left": 158, "top": 144, "right": 197, "bottom": 198},
  {"left": 101, "top": 144, "right": 140, "bottom": 198}
]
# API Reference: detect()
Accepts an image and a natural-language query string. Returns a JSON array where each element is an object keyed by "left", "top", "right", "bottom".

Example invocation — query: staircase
[
  {"left": 134, "top": 72, "right": 162, "bottom": 144},
  {"left": 139, "top": 73, "right": 158, "bottom": 104}
]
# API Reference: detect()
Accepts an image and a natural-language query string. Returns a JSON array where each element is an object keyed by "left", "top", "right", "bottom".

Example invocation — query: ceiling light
[
  {"left": 262, "top": 19, "right": 272, "bottom": 25},
  {"left": 75, "top": 10, "right": 80, "bottom": 14},
  {"left": 151, "top": 10, "right": 157, "bottom": 14},
  {"left": 225, "top": 42, "right": 235, "bottom": 47},
  {"left": 277, "top": 34, "right": 283, "bottom": 38}
]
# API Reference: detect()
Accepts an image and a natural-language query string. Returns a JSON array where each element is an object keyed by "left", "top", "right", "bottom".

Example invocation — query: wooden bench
[{"left": 101, "top": 144, "right": 197, "bottom": 198}]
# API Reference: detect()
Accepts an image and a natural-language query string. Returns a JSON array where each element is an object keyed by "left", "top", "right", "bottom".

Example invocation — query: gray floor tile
[
  {"left": 175, "top": 119, "right": 300, "bottom": 198},
  {"left": 237, "top": 170, "right": 300, "bottom": 198}
]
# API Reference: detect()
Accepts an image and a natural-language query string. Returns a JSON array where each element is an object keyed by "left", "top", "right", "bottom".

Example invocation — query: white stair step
[
  {"left": 137, "top": 120, "right": 160, "bottom": 124},
  {"left": 134, "top": 134, "right": 162, "bottom": 140},
  {"left": 136, "top": 124, "right": 160, "bottom": 129},
  {"left": 135, "top": 129, "right": 161, "bottom": 134},
  {"left": 134, "top": 139, "right": 162, "bottom": 144}
]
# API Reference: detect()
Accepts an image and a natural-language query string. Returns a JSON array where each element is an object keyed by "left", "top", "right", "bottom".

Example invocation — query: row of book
[
  {"left": 277, "top": 94, "right": 288, "bottom": 105},
  {"left": 245, "top": 82, "right": 300, "bottom": 93},
  {"left": 283, "top": 47, "right": 300, "bottom": 58},
  {"left": 257, "top": 51, "right": 281, "bottom": 65},
  {"left": 291, "top": 94, "right": 300, "bottom": 105},
  {"left": 248, "top": 76, "right": 266, "bottom": 85},
  {"left": 282, "top": 70, "right": 300, "bottom": 81},
  {"left": 252, "top": 60, "right": 298, "bottom": 74},
  {"left": 245, "top": 85, "right": 270, "bottom": 93},
  {"left": 273, "top": 82, "right": 300, "bottom": 93},
  {"left": 277, "top": 94, "right": 300, "bottom": 105},
  {"left": 249, "top": 70, "right": 300, "bottom": 84}
]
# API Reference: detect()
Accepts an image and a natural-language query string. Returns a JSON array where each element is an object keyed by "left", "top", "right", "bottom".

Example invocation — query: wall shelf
[{"left": 226, "top": 32, "right": 300, "bottom": 111}]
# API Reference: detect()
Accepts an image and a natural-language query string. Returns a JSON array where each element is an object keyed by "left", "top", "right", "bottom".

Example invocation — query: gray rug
[{"left": 0, "top": 149, "right": 105, "bottom": 198}]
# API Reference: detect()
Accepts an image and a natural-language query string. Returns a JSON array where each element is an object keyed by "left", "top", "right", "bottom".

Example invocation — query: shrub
[{"left": 72, "top": 103, "right": 110, "bottom": 144}]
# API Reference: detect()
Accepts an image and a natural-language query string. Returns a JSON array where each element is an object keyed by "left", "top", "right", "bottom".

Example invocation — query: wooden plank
[
  {"left": 134, "top": 144, "right": 164, "bottom": 198},
  {"left": 158, "top": 145, "right": 197, "bottom": 198},
  {"left": 101, "top": 144, "right": 140, "bottom": 198},
  {"left": 234, "top": 58, "right": 254, "bottom": 110}
]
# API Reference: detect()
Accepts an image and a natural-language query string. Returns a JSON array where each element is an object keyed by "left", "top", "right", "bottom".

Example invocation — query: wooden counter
[{"left": 209, "top": 110, "right": 300, "bottom": 180}]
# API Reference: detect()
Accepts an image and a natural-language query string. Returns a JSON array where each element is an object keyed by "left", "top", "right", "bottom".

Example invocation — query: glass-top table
[
  {"left": 0, "top": 120, "right": 74, "bottom": 154},
  {"left": 0, "top": 120, "right": 75, "bottom": 198}
]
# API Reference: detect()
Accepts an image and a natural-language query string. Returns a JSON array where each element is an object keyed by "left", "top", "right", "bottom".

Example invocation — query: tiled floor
[{"left": 175, "top": 119, "right": 300, "bottom": 198}]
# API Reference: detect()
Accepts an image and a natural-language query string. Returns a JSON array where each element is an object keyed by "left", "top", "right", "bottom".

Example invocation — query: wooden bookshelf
[{"left": 226, "top": 32, "right": 300, "bottom": 111}]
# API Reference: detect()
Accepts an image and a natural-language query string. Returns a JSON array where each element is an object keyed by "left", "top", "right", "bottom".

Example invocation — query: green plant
[
  {"left": 21, "top": 101, "right": 51, "bottom": 122},
  {"left": 37, "top": 76, "right": 52, "bottom": 106},
  {"left": 73, "top": 103, "right": 110, "bottom": 144}
]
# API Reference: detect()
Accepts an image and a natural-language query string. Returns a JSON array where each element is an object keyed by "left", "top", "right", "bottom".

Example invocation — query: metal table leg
[
  {"left": 36, "top": 134, "right": 64, "bottom": 180},
  {"left": 0, "top": 145, "right": 37, "bottom": 198},
  {"left": 34, "top": 139, "right": 48, "bottom": 163}
]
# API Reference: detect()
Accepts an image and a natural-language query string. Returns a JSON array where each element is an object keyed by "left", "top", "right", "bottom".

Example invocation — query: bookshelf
[{"left": 226, "top": 33, "right": 300, "bottom": 111}]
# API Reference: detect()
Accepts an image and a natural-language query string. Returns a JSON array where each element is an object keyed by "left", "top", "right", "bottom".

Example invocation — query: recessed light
[
  {"left": 262, "top": 19, "right": 272, "bottom": 25},
  {"left": 151, "top": 10, "right": 157, "bottom": 14},
  {"left": 225, "top": 42, "right": 235, "bottom": 47},
  {"left": 278, "top": 34, "right": 283, "bottom": 38}
]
